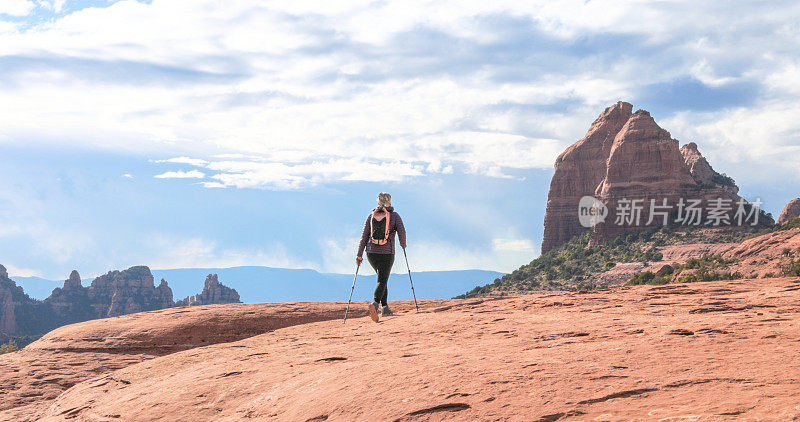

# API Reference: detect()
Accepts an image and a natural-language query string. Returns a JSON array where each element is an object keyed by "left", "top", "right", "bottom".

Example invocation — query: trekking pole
[
  {"left": 343, "top": 262, "right": 361, "bottom": 323},
  {"left": 402, "top": 248, "right": 419, "bottom": 312}
]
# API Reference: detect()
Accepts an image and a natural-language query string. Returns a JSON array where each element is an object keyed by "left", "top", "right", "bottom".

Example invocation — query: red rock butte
[{"left": 542, "top": 101, "right": 753, "bottom": 253}]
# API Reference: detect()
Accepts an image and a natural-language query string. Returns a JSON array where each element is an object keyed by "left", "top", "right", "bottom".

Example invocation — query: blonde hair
[{"left": 377, "top": 192, "right": 392, "bottom": 207}]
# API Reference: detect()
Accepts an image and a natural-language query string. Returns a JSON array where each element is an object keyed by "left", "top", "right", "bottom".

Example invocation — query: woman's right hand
[{"left": 356, "top": 256, "right": 363, "bottom": 266}]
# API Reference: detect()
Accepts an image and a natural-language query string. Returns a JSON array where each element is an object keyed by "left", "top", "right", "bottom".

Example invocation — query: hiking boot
[
  {"left": 382, "top": 305, "right": 394, "bottom": 316},
  {"left": 368, "top": 301, "right": 380, "bottom": 322}
]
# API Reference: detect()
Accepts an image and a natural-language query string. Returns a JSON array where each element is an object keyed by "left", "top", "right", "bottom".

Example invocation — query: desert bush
[
  {"left": 781, "top": 258, "right": 800, "bottom": 277},
  {"left": 676, "top": 270, "right": 741, "bottom": 283},
  {"left": 677, "top": 254, "right": 736, "bottom": 271},
  {"left": 627, "top": 271, "right": 669, "bottom": 286},
  {"left": 0, "top": 341, "right": 19, "bottom": 354},
  {"left": 780, "top": 217, "right": 800, "bottom": 231},
  {"left": 712, "top": 172, "right": 736, "bottom": 187},
  {"left": 463, "top": 225, "right": 757, "bottom": 297}
]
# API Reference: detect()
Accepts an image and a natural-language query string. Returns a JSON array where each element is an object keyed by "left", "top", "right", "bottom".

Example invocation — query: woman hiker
[{"left": 356, "top": 192, "right": 406, "bottom": 322}]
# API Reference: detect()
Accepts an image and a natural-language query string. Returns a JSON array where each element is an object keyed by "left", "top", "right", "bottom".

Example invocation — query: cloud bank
[{"left": 2, "top": 1, "right": 798, "bottom": 189}]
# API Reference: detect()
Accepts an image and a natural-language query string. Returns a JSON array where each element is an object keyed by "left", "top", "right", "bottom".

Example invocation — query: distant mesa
[
  {"left": 0, "top": 265, "right": 241, "bottom": 341},
  {"left": 777, "top": 198, "right": 800, "bottom": 226},
  {"left": 542, "top": 101, "right": 770, "bottom": 253}
]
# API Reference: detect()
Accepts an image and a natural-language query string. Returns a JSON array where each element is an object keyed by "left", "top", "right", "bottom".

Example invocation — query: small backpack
[{"left": 370, "top": 207, "right": 391, "bottom": 245}]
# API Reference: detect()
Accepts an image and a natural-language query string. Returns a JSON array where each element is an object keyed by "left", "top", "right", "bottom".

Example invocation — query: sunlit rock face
[{"left": 542, "top": 102, "right": 763, "bottom": 252}]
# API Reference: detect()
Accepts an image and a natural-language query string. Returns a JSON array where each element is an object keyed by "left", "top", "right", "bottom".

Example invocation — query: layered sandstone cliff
[
  {"left": 593, "top": 109, "right": 698, "bottom": 243},
  {"left": 175, "top": 274, "right": 240, "bottom": 306},
  {"left": 541, "top": 101, "right": 633, "bottom": 252},
  {"left": 0, "top": 265, "right": 226, "bottom": 339},
  {"left": 542, "top": 102, "right": 768, "bottom": 252},
  {"left": 45, "top": 271, "right": 93, "bottom": 326},
  {"left": 89, "top": 266, "right": 174, "bottom": 317},
  {"left": 0, "top": 265, "right": 17, "bottom": 340},
  {"left": 0, "top": 265, "right": 54, "bottom": 341}
]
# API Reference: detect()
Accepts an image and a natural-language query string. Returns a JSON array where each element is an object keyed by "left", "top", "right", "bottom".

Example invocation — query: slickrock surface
[
  {"left": 589, "top": 241, "right": 745, "bottom": 286},
  {"left": 777, "top": 198, "right": 800, "bottom": 226},
  {"left": 660, "top": 242, "right": 738, "bottom": 262},
  {"left": 0, "top": 302, "right": 374, "bottom": 421},
  {"left": 725, "top": 228, "right": 800, "bottom": 276},
  {"left": 8, "top": 278, "right": 800, "bottom": 421}
]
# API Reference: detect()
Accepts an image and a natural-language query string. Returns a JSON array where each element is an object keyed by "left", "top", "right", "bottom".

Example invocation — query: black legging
[{"left": 367, "top": 252, "right": 394, "bottom": 306}]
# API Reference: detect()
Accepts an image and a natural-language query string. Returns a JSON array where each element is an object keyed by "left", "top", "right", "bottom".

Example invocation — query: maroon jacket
[{"left": 357, "top": 206, "right": 407, "bottom": 256}]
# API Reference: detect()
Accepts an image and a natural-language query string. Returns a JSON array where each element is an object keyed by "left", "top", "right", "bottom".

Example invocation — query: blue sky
[{"left": 1, "top": 0, "right": 799, "bottom": 279}]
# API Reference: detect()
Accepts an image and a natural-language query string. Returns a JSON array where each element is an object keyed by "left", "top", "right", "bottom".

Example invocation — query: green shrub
[
  {"left": 781, "top": 258, "right": 800, "bottom": 277},
  {"left": 627, "top": 271, "right": 670, "bottom": 286},
  {"left": 676, "top": 254, "right": 737, "bottom": 271},
  {"left": 676, "top": 270, "right": 741, "bottom": 283},
  {"left": 712, "top": 172, "right": 736, "bottom": 187},
  {"left": 780, "top": 217, "right": 800, "bottom": 231},
  {"left": 462, "top": 225, "right": 758, "bottom": 297},
  {"left": 0, "top": 341, "right": 19, "bottom": 354}
]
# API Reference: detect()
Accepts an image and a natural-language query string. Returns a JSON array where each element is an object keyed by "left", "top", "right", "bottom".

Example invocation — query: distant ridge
[
  {"left": 150, "top": 266, "right": 504, "bottom": 303},
  {"left": 11, "top": 266, "right": 505, "bottom": 303},
  {"left": 1, "top": 265, "right": 240, "bottom": 341}
]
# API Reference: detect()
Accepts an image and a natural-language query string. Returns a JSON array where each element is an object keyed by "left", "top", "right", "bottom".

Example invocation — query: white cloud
[
  {"left": 492, "top": 238, "right": 536, "bottom": 252},
  {"left": 154, "top": 157, "right": 210, "bottom": 166},
  {"left": 0, "top": 0, "right": 798, "bottom": 190},
  {"left": 201, "top": 181, "right": 226, "bottom": 188},
  {"left": 154, "top": 170, "right": 206, "bottom": 179},
  {"left": 201, "top": 158, "right": 425, "bottom": 189},
  {"left": 0, "top": 20, "right": 19, "bottom": 33},
  {"left": 122, "top": 173, "right": 133, "bottom": 178},
  {"left": 37, "top": 0, "right": 65, "bottom": 13},
  {"left": 4, "top": 263, "right": 43, "bottom": 278},
  {"left": 0, "top": 215, "right": 98, "bottom": 269},
  {"left": 145, "top": 235, "right": 317, "bottom": 271},
  {"left": 0, "top": 0, "right": 34, "bottom": 16},
  {"left": 661, "top": 100, "right": 800, "bottom": 185}
]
